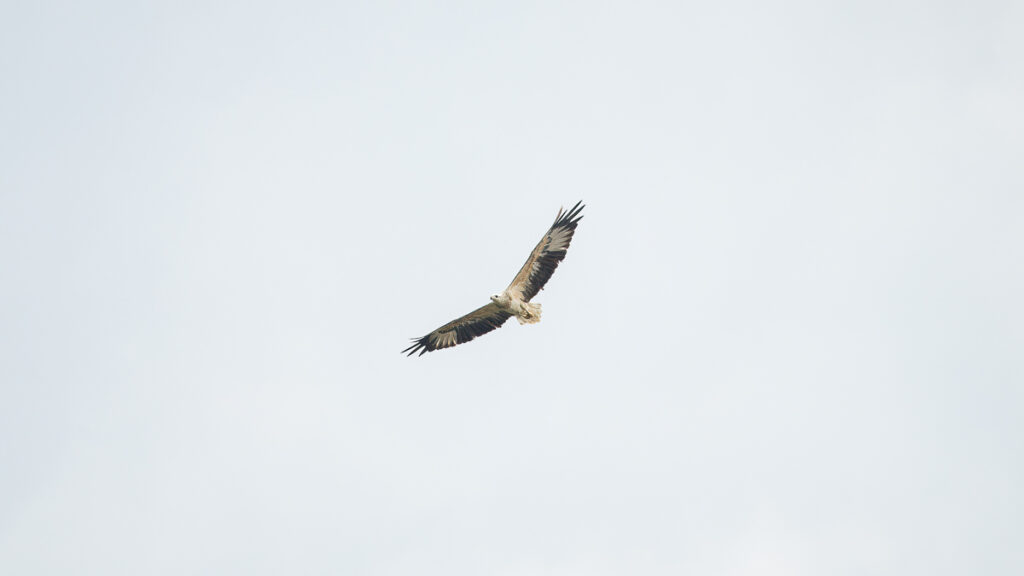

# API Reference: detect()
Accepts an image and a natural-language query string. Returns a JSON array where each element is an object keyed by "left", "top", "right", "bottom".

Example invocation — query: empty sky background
[{"left": 2, "top": 1, "right": 1022, "bottom": 574}]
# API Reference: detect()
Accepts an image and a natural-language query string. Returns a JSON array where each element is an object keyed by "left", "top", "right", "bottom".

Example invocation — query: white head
[{"left": 490, "top": 292, "right": 508, "bottom": 306}]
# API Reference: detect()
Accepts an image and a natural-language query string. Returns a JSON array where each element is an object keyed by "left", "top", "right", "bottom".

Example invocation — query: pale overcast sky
[{"left": 2, "top": 1, "right": 1022, "bottom": 574}]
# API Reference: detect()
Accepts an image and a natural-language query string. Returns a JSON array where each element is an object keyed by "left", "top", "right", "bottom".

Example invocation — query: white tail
[{"left": 517, "top": 301, "right": 542, "bottom": 325}]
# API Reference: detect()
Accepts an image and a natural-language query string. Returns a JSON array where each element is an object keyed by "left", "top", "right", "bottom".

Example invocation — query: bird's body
[
  {"left": 490, "top": 290, "right": 542, "bottom": 324},
  {"left": 403, "top": 201, "right": 584, "bottom": 356}
]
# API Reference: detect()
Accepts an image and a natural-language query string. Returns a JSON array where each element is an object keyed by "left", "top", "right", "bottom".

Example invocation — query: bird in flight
[{"left": 403, "top": 201, "right": 585, "bottom": 356}]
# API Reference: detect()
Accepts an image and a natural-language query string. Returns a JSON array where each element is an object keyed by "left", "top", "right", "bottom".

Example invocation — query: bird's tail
[{"left": 517, "top": 302, "right": 542, "bottom": 325}]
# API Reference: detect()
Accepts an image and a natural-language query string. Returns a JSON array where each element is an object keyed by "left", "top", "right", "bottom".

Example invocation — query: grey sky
[{"left": 2, "top": 1, "right": 1022, "bottom": 574}]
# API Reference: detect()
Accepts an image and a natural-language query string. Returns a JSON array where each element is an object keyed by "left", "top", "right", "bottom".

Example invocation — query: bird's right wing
[{"left": 403, "top": 302, "right": 513, "bottom": 356}]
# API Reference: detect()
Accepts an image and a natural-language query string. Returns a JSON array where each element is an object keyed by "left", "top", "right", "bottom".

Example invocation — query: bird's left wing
[
  {"left": 506, "top": 201, "right": 584, "bottom": 302},
  {"left": 403, "top": 302, "right": 513, "bottom": 356}
]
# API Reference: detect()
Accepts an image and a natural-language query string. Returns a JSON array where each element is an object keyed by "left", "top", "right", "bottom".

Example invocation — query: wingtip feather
[
  {"left": 554, "top": 200, "right": 584, "bottom": 227},
  {"left": 403, "top": 337, "right": 429, "bottom": 356}
]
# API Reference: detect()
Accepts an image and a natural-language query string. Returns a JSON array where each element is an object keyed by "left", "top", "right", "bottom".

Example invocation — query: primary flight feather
[{"left": 403, "top": 201, "right": 584, "bottom": 356}]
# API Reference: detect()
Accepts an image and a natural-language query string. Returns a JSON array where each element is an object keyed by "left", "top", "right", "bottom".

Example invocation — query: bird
[{"left": 403, "top": 201, "right": 584, "bottom": 356}]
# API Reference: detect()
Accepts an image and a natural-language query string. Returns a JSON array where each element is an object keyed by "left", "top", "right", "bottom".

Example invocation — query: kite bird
[{"left": 403, "top": 201, "right": 585, "bottom": 356}]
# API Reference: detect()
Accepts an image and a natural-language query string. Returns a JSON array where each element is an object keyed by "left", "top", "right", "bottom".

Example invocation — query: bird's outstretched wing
[
  {"left": 402, "top": 302, "right": 513, "bottom": 356},
  {"left": 506, "top": 201, "right": 584, "bottom": 302}
]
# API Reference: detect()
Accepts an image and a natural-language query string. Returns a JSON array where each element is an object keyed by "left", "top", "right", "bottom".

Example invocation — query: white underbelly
[{"left": 508, "top": 297, "right": 525, "bottom": 315}]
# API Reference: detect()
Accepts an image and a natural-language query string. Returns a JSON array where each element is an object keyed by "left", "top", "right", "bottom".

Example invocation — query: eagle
[{"left": 403, "top": 201, "right": 584, "bottom": 356}]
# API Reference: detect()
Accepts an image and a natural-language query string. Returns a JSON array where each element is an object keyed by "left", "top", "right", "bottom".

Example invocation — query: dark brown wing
[
  {"left": 402, "top": 302, "right": 513, "bottom": 356},
  {"left": 506, "top": 201, "right": 584, "bottom": 302}
]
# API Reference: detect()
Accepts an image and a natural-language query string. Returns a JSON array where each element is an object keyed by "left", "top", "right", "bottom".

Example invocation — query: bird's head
[{"left": 489, "top": 294, "right": 500, "bottom": 303}]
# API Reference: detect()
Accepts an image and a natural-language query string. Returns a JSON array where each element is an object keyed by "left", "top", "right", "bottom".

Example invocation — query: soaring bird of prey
[{"left": 403, "top": 201, "right": 584, "bottom": 356}]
